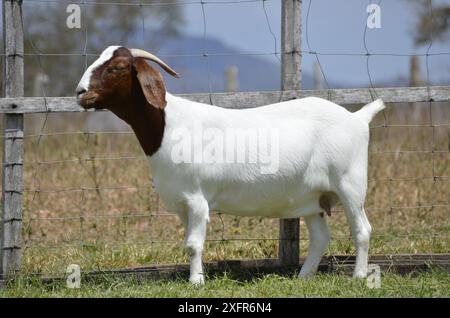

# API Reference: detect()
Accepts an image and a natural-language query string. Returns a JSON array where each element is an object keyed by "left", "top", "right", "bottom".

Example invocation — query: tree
[{"left": 408, "top": 0, "right": 450, "bottom": 45}]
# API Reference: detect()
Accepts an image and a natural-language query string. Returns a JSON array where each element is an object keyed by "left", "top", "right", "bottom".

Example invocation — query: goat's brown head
[{"left": 76, "top": 46, "right": 179, "bottom": 114}]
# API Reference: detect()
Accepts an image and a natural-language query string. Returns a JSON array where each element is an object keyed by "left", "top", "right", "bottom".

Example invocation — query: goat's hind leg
[
  {"left": 338, "top": 183, "right": 372, "bottom": 278},
  {"left": 299, "top": 213, "right": 330, "bottom": 278}
]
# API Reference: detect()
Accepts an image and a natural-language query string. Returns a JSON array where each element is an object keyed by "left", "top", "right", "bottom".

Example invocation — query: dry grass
[{"left": 1, "top": 102, "right": 448, "bottom": 277}]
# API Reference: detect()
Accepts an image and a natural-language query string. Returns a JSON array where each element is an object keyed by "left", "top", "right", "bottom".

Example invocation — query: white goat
[{"left": 76, "top": 46, "right": 385, "bottom": 284}]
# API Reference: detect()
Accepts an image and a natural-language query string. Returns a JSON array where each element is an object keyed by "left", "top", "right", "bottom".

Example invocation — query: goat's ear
[{"left": 133, "top": 58, "right": 167, "bottom": 109}]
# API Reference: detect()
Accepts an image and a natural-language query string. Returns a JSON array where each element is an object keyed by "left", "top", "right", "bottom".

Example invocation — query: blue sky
[{"left": 181, "top": 0, "right": 450, "bottom": 86}]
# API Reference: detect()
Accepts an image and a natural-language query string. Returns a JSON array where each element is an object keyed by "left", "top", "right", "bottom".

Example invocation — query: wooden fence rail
[{"left": 1, "top": 86, "right": 449, "bottom": 114}]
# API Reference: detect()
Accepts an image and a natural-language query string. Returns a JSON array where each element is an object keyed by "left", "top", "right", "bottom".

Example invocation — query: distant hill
[
  {"left": 156, "top": 35, "right": 316, "bottom": 93},
  {"left": 155, "top": 35, "right": 422, "bottom": 92}
]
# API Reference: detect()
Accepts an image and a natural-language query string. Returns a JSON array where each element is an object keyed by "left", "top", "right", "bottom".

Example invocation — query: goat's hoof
[
  {"left": 353, "top": 271, "right": 367, "bottom": 278},
  {"left": 189, "top": 275, "right": 205, "bottom": 285}
]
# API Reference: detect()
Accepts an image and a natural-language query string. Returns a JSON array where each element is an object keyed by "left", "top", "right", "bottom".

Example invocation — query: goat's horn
[{"left": 130, "top": 48, "right": 179, "bottom": 78}]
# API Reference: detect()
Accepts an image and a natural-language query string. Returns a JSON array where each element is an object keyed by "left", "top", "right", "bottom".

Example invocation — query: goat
[{"left": 76, "top": 46, "right": 385, "bottom": 284}]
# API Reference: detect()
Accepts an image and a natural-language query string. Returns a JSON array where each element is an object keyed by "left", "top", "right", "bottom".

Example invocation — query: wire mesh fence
[{"left": 0, "top": 0, "right": 449, "bottom": 279}]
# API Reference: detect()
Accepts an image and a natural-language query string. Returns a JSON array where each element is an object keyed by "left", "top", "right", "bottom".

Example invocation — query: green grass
[
  {"left": 1, "top": 268, "right": 449, "bottom": 298},
  {"left": 19, "top": 233, "right": 450, "bottom": 276}
]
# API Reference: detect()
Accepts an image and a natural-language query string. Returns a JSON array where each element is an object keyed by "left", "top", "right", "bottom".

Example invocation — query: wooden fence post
[
  {"left": 1, "top": 0, "right": 24, "bottom": 278},
  {"left": 279, "top": 0, "right": 301, "bottom": 267}
]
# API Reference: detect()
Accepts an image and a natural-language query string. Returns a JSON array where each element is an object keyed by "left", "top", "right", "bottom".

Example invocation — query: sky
[
  {"left": 1, "top": 0, "right": 449, "bottom": 88},
  {"left": 180, "top": 0, "right": 450, "bottom": 86}
]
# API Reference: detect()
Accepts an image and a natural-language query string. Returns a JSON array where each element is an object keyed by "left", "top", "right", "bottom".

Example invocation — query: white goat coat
[{"left": 149, "top": 94, "right": 380, "bottom": 218}]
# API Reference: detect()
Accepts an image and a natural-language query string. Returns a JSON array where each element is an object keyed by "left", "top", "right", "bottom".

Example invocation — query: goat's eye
[{"left": 108, "top": 65, "right": 127, "bottom": 74}]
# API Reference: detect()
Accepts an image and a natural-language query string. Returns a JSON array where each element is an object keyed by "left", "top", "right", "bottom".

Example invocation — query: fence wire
[{"left": 0, "top": 0, "right": 449, "bottom": 277}]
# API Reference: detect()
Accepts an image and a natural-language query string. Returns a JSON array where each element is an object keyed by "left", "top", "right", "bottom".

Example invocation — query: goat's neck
[{"left": 112, "top": 95, "right": 165, "bottom": 157}]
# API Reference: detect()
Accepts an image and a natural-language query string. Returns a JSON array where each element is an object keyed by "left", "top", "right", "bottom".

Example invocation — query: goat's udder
[{"left": 319, "top": 194, "right": 332, "bottom": 218}]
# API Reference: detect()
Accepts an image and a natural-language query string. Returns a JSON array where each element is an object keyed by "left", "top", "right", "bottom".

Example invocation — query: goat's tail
[{"left": 354, "top": 99, "right": 385, "bottom": 123}]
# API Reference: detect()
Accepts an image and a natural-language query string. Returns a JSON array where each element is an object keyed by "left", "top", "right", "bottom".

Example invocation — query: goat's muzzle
[{"left": 77, "top": 90, "right": 100, "bottom": 109}]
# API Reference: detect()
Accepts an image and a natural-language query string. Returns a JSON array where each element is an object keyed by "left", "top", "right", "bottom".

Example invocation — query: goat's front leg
[{"left": 184, "top": 196, "right": 209, "bottom": 285}]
